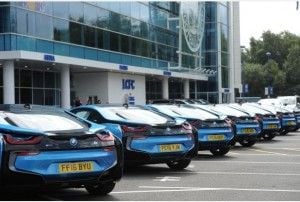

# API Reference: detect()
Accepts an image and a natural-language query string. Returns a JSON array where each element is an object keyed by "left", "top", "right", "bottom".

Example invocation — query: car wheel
[
  {"left": 167, "top": 159, "right": 191, "bottom": 170},
  {"left": 230, "top": 140, "right": 236, "bottom": 146},
  {"left": 262, "top": 133, "right": 276, "bottom": 140},
  {"left": 280, "top": 130, "right": 289, "bottom": 135},
  {"left": 210, "top": 147, "right": 230, "bottom": 156},
  {"left": 239, "top": 139, "right": 256, "bottom": 147},
  {"left": 85, "top": 181, "right": 116, "bottom": 195}
]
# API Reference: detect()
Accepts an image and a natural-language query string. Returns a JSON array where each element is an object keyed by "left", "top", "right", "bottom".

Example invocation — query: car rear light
[
  {"left": 132, "top": 134, "right": 147, "bottom": 140},
  {"left": 225, "top": 118, "right": 233, "bottom": 125},
  {"left": 121, "top": 125, "right": 148, "bottom": 133},
  {"left": 182, "top": 122, "right": 192, "bottom": 130},
  {"left": 189, "top": 120, "right": 202, "bottom": 127},
  {"left": 96, "top": 131, "right": 115, "bottom": 142},
  {"left": 16, "top": 151, "right": 40, "bottom": 156},
  {"left": 4, "top": 134, "right": 42, "bottom": 145}
]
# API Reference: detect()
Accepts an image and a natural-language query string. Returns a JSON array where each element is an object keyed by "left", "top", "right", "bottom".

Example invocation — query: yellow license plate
[
  {"left": 160, "top": 144, "right": 182, "bottom": 152},
  {"left": 267, "top": 124, "right": 278, "bottom": 129},
  {"left": 208, "top": 135, "right": 225, "bottom": 141},
  {"left": 59, "top": 161, "right": 93, "bottom": 173},
  {"left": 242, "top": 128, "right": 256, "bottom": 134},
  {"left": 287, "top": 121, "right": 296, "bottom": 126}
]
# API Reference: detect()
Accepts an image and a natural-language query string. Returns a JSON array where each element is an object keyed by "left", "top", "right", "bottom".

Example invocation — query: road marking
[
  {"left": 154, "top": 176, "right": 181, "bottom": 182},
  {"left": 228, "top": 151, "right": 239, "bottom": 155},
  {"left": 38, "top": 195, "right": 63, "bottom": 201},
  {"left": 193, "top": 160, "right": 300, "bottom": 165},
  {"left": 249, "top": 148, "right": 287, "bottom": 155},
  {"left": 187, "top": 164, "right": 195, "bottom": 168},
  {"left": 169, "top": 171, "right": 300, "bottom": 176},
  {"left": 111, "top": 187, "right": 300, "bottom": 194},
  {"left": 283, "top": 148, "right": 300, "bottom": 152}
]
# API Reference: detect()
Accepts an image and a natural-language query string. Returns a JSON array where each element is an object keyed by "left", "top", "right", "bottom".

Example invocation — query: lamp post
[
  {"left": 240, "top": 46, "right": 246, "bottom": 98},
  {"left": 265, "top": 52, "right": 272, "bottom": 98}
]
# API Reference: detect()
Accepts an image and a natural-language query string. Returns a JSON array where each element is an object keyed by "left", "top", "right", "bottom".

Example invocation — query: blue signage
[
  {"left": 128, "top": 96, "right": 135, "bottom": 105},
  {"left": 44, "top": 54, "right": 55, "bottom": 62},
  {"left": 269, "top": 86, "right": 273, "bottom": 95},
  {"left": 244, "top": 84, "right": 249, "bottom": 93},
  {"left": 122, "top": 79, "right": 135, "bottom": 90},
  {"left": 119, "top": 64, "right": 128, "bottom": 71},
  {"left": 163, "top": 71, "right": 172, "bottom": 76}
]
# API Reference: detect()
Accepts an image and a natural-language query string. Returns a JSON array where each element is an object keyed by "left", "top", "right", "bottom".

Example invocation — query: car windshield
[
  {"left": 3, "top": 112, "right": 86, "bottom": 132},
  {"left": 100, "top": 107, "right": 170, "bottom": 125},
  {"left": 213, "top": 105, "right": 250, "bottom": 117},
  {"left": 153, "top": 105, "right": 219, "bottom": 120}
]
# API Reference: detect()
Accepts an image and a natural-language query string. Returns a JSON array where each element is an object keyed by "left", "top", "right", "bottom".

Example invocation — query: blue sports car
[
  {"left": 204, "top": 104, "right": 261, "bottom": 147},
  {"left": 0, "top": 104, "right": 123, "bottom": 195},
  {"left": 229, "top": 103, "right": 281, "bottom": 140},
  {"left": 71, "top": 105, "right": 196, "bottom": 170},
  {"left": 147, "top": 104, "right": 234, "bottom": 156}
]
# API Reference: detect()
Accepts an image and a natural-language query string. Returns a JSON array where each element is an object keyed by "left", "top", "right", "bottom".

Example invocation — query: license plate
[
  {"left": 208, "top": 134, "right": 225, "bottom": 141},
  {"left": 160, "top": 144, "right": 182, "bottom": 152},
  {"left": 267, "top": 124, "right": 278, "bottom": 129},
  {"left": 287, "top": 121, "right": 296, "bottom": 126},
  {"left": 59, "top": 161, "right": 93, "bottom": 173},
  {"left": 241, "top": 128, "right": 256, "bottom": 134}
]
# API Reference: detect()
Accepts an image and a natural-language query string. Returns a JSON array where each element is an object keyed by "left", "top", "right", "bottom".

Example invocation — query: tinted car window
[{"left": 75, "top": 110, "right": 91, "bottom": 119}]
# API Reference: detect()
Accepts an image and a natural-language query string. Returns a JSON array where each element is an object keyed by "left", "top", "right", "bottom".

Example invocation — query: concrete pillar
[
  {"left": 3, "top": 60, "right": 15, "bottom": 104},
  {"left": 162, "top": 77, "right": 169, "bottom": 99},
  {"left": 60, "top": 65, "right": 70, "bottom": 109},
  {"left": 184, "top": 79, "right": 190, "bottom": 99}
]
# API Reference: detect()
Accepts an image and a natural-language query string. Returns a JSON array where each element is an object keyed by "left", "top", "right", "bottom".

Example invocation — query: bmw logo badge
[{"left": 70, "top": 138, "right": 78, "bottom": 146}]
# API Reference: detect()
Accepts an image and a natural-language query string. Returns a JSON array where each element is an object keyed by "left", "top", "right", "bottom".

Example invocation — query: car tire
[
  {"left": 239, "top": 139, "right": 256, "bottom": 147},
  {"left": 262, "top": 133, "right": 276, "bottom": 140},
  {"left": 230, "top": 140, "right": 236, "bottom": 146},
  {"left": 167, "top": 159, "right": 191, "bottom": 170},
  {"left": 210, "top": 147, "right": 230, "bottom": 156},
  {"left": 85, "top": 181, "right": 116, "bottom": 195},
  {"left": 280, "top": 130, "right": 289, "bottom": 135}
]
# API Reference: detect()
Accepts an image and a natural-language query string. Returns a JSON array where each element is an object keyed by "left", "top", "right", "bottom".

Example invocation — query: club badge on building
[{"left": 181, "top": 2, "right": 205, "bottom": 53}]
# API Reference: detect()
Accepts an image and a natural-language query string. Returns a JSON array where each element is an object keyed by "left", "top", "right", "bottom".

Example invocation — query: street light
[
  {"left": 240, "top": 46, "right": 246, "bottom": 98},
  {"left": 266, "top": 52, "right": 271, "bottom": 61},
  {"left": 265, "top": 52, "right": 272, "bottom": 98}
]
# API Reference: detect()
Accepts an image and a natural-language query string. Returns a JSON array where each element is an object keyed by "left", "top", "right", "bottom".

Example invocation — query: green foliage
[{"left": 243, "top": 31, "right": 300, "bottom": 97}]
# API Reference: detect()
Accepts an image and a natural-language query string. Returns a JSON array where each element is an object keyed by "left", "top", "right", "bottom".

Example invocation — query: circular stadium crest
[{"left": 181, "top": 2, "right": 205, "bottom": 53}]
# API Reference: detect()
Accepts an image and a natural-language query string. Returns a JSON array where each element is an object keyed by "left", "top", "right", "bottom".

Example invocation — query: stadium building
[{"left": 0, "top": 1, "right": 241, "bottom": 107}]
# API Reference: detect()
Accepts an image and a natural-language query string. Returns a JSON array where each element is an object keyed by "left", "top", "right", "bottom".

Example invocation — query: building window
[
  {"left": 53, "top": 2, "right": 69, "bottom": 19},
  {"left": 69, "top": 2, "right": 84, "bottom": 22},
  {"left": 84, "top": 25, "right": 96, "bottom": 47},
  {"left": 110, "top": 32, "right": 120, "bottom": 51},
  {"left": 69, "top": 22, "right": 82, "bottom": 45},
  {"left": 35, "top": 13, "right": 53, "bottom": 39},
  {"left": 53, "top": 18, "right": 69, "bottom": 43},
  {"left": 84, "top": 3, "right": 97, "bottom": 26},
  {"left": 16, "top": 8, "right": 35, "bottom": 36}
]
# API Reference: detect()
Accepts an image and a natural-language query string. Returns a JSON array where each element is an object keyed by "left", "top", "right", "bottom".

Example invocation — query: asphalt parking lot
[{"left": 2, "top": 130, "right": 300, "bottom": 201}]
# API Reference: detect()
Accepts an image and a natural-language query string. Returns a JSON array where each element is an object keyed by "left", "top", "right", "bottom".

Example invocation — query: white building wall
[
  {"left": 107, "top": 72, "right": 146, "bottom": 105},
  {"left": 73, "top": 72, "right": 109, "bottom": 104}
]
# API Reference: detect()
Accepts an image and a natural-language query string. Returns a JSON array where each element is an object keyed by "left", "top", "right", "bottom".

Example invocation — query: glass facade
[
  {"left": 0, "top": 2, "right": 181, "bottom": 70},
  {"left": 0, "top": 2, "right": 230, "bottom": 104}
]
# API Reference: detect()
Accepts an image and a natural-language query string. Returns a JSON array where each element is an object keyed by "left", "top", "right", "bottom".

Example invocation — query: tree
[
  {"left": 242, "top": 31, "right": 300, "bottom": 97},
  {"left": 285, "top": 45, "right": 300, "bottom": 95}
]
